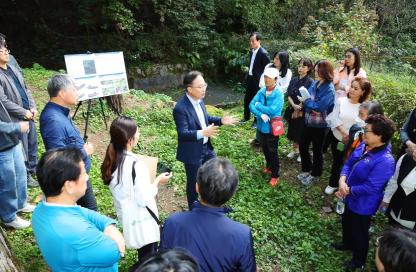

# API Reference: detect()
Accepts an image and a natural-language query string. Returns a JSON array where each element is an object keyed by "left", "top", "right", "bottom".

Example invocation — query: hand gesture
[
  {"left": 83, "top": 142, "right": 94, "bottom": 156},
  {"left": 221, "top": 115, "right": 238, "bottom": 126},
  {"left": 293, "top": 104, "right": 302, "bottom": 111},
  {"left": 19, "top": 121, "right": 30, "bottom": 133},
  {"left": 260, "top": 114, "right": 270, "bottom": 122},
  {"left": 202, "top": 124, "right": 219, "bottom": 137},
  {"left": 155, "top": 172, "right": 172, "bottom": 186}
]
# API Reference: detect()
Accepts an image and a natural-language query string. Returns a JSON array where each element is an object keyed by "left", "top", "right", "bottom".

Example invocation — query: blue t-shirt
[{"left": 32, "top": 201, "right": 120, "bottom": 272}]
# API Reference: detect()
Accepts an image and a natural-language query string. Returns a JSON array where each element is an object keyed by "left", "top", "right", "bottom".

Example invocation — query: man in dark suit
[
  {"left": 242, "top": 32, "right": 270, "bottom": 125},
  {"left": 173, "top": 71, "right": 237, "bottom": 209}
]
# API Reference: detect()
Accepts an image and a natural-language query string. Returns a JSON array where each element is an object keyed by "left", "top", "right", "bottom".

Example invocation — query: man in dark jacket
[
  {"left": 161, "top": 158, "right": 256, "bottom": 272},
  {"left": 0, "top": 37, "right": 38, "bottom": 187},
  {"left": 242, "top": 32, "right": 270, "bottom": 124},
  {"left": 0, "top": 98, "right": 34, "bottom": 229}
]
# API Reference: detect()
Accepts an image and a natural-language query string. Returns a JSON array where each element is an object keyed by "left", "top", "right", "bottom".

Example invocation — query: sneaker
[
  {"left": 27, "top": 175, "right": 39, "bottom": 188},
  {"left": 238, "top": 119, "right": 248, "bottom": 125},
  {"left": 269, "top": 177, "right": 279, "bottom": 187},
  {"left": 287, "top": 151, "right": 297, "bottom": 159},
  {"left": 3, "top": 216, "right": 31, "bottom": 229},
  {"left": 301, "top": 175, "right": 318, "bottom": 186},
  {"left": 296, "top": 155, "right": 301, "bottom": 163},
  {"left": 325, "top": 185, "right": 338, "bottom": 195},
  {"left": 250, "top": 123, "right": 257, "bottom": 129},
  {"left": 18, "top": 204, "right": 36, "bottom": 213},
  {"left": 297, "top": 172, "right": 310, "bottom": 181},
  {"left": 262, "top": 168, "right": 272, "bottom": 174}
]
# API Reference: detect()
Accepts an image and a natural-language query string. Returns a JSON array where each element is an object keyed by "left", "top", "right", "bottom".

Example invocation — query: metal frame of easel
[{"left": 72, "top": 98, "right": 108, "bottom": 142}]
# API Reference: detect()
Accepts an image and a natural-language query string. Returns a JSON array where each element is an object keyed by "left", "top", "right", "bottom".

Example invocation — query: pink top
[{"left": 333, "top": 67, "right": 367, "bottom": 99}]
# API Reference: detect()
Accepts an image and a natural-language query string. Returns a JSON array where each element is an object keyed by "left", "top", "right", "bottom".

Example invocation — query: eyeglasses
[
  {"left": 189, "top": 83, "right": 208, "bottom": 89},
  {"left": 0, "top": 48, "right": 10, "bottom": 54},
  {"left": 363, "top": 128, "right": 373, "bottom": 134}
]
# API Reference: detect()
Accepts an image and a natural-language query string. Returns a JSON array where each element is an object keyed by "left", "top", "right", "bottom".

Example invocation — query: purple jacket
[{"left": 341, "top": 142, "right": 395, "bottom": 216}]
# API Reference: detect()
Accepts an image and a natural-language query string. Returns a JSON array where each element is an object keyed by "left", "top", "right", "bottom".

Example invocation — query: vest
[{"left": 389, "top": 154, "right": 416, "bottom": 228}]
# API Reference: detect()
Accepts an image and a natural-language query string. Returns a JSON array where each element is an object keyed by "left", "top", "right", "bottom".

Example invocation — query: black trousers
[
  {"left": 184, "top": 144, "right": 216, "bottom": 210},
  {"left": 243, "top": 75, "right": 259, "bottom": 121},
  {"left": 129, "top": 242, "right": 158, "bottom": 271},
  {"left": 342, "top": 206, "right": 372, "bottom": 266},
  {"left": 259, "top": 132, "right": 280, "bottom": 178},
  {"left": 299, "top": 127, "right": 329, "bottom": 177},
  {"left": 329, "top": 131, "right": 345, "bottom": 187}
]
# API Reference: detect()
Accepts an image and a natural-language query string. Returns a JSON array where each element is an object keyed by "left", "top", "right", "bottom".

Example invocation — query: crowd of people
[{"left": 1, "top": 30, "right": 416, "bottom": 272}]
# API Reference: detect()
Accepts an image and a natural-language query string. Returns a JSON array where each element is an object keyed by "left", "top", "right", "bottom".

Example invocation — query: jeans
[
  {"left": 244, "top": 76, "right": 259, "bottom": 121},
  {"left": 21, "top": 120, "right": 38, "bottom": 174},
  {"left": 184, "top": 144, "right": 216, "bottom": 210},
  {"left": 0, "top": 143, "right": 27, "bottom": 223}
]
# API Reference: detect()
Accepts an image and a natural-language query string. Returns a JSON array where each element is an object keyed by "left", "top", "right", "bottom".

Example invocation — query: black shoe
[
  {"left": 250, "top": 122, "right": 257, "bottom": 129},
  {"left": 332, "top": 242, "right": 349, "bottom": 251},
  {"left": 27, "top": 175, "right": 39, "bottom": 188},
  {"left": 250, "top": 139, "right": 260, "bottom": 146},
  {"left": 344, "top": 260, "right": 364, "bottom": 272}
]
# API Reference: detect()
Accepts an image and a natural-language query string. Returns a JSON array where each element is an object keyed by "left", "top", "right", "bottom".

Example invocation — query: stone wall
[{"left": 129, "top": 63, "right": 188, "bottom": 91}]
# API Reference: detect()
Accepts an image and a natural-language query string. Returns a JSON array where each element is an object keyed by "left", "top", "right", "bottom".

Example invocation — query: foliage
[
  {"left": 5, "top": 65, "right": 406, "bottom": 271},
  {"left": 300, "top": 1, "right": 379, "bottom": 59}
]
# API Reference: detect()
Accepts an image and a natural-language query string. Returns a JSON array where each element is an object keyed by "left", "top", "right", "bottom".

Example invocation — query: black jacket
[{"left": 247, "top": 47, "right": 270, "bottom": 83}]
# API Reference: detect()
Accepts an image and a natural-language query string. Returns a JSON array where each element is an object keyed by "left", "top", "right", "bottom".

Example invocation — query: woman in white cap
[{"left": 249, "top": 67, "right": 284, "bottom": 187}]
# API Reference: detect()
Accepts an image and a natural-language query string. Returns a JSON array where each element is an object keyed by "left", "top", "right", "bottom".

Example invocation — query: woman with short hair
[
  {"left": 334, "top": 114, "right": 396, "bottom": 271},
  {"left": 32, "top": 147, "right": 124, "bottom": 271}
]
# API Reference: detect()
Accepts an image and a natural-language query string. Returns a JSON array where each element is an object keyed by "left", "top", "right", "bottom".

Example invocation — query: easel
[{"left": 72, "top": 98, "right": 108, "bottom": 142}]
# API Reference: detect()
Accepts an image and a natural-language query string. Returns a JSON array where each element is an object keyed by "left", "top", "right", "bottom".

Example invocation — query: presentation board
[{"left": 64, "top": 52, "right": 129, "bottom": 101}]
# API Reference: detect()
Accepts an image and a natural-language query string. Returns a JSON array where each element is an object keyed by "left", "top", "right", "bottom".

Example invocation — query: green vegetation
[{"left": 5, "top": 63, "right": 411, "bottom": 271}]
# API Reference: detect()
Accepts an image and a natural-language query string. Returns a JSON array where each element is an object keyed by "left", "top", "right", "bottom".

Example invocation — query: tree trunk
[{"left": 0, "top": 227, "right": 22, "bottom": 272}]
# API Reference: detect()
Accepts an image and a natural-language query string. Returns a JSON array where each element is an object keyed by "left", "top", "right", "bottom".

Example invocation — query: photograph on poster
[{"left": 64, "top": 51, "right": 129, "bottom": 101}]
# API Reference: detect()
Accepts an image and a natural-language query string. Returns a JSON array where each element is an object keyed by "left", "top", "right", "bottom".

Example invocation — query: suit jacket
[
  {"left": 173, "top": 94, "right": 221, "bottom": 164},
  {"left": 248, "top": 47, "right": 270, "bottom": 83},
  {"left": 0, "top": 64, "right": 36, "bottom": 121}
]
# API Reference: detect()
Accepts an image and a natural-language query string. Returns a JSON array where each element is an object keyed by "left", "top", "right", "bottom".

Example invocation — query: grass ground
[{"left": 4, "top": 66, "right": 389, "bottom": 272}]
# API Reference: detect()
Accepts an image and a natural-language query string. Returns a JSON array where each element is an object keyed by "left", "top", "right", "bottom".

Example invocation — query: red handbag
[{"left": 270, "top": 117, "right": 284, "bottom": 136}]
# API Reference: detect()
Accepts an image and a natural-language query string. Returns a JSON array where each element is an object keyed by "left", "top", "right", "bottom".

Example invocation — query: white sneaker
[
  {"left": 3, "top": 216, "right": 31, "bottom": 229},
  {"left": 287, "top": 151, "right": 297, "bottom": 159},
  {"left": 296, "top": 155, "right": 301, "bottom": 163},
  {"left": 301, "top": 175, "right": 318, "bottom": 186},
  {"left": 324, "top": 185, "right": 338, "bottom": 195},
  {"left": 18, "top": 204, "right": 36, "bottom": 213},
  {"left": 297, "top": 172, "right": 310, "bottom": 181}
]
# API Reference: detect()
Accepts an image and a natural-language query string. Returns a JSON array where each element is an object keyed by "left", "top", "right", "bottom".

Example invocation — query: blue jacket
[
  {"left": 249, "top": 86, "right": 284, "bottom": 134},
  {"left": 32, "top": 201, "right": 120, "bottom": 272},
  {"left": 40, "top": 102, "right": 91, "bottom": 171},
  {"left": 173, "top": 94, "right": 222, "bottom": 164},
  {"left": 160, "top": 202, "right": 256, "bottom": 272},
  {"left": 341, "top": 142, "right": 395, "bottom": 216},
  {"left": 303, "top": 81, "right": 335, "bottom": 128}
]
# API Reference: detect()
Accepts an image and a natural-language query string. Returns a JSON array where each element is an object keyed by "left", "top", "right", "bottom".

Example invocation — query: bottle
[{"left": 336, "top": 198, "right": 345, "bottom": 215}]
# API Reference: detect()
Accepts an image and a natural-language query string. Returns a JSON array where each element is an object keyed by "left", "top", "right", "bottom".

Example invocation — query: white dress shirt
[
  {"left": 186, "top": 94, "right": 208, "bottom": 144},
  {"left": 249, "top": 47, "right": 260, "bottom": 76}
]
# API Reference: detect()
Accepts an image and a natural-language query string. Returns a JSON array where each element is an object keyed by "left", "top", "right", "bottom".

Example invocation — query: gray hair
[{"left": 47, "top": 74, "right": 75, "bottom": 98}]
